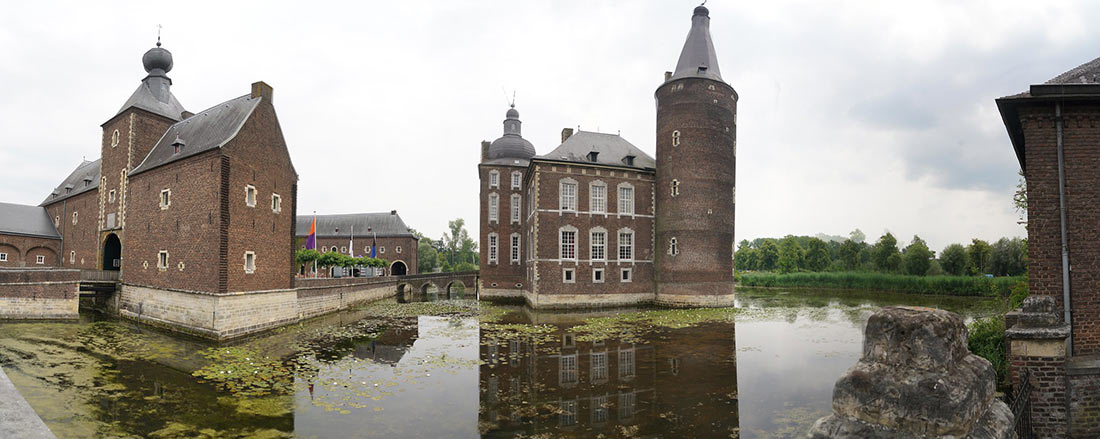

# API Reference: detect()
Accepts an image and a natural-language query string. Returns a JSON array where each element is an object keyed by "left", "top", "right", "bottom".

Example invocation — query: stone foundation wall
[
  {"left": 0, "top": 268, "right": 79, "bottom": 319},
  {"left": 296, "top": 278, "right": 395, "bottom": 320},
  {"left": 523, "top": 290, "right": 654, "bottom": 309},
  {"left": 1068, "top": 359, "right": 1100, "bottom": 437}
]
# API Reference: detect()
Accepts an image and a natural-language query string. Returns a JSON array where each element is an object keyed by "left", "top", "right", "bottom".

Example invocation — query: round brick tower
[{"left": 654, "top": 5, "right": 737, "bottom": 307}]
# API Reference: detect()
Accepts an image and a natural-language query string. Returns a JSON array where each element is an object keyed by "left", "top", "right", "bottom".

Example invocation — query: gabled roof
[
  {"left": 536, "top": 131, "right": 655, "bottom": 170},
  {"left": 296, "top": 212, "right": 417, "bottom": 239},
  {"left": 669, "top": 6, "right": 724, "bottom": 83},
  {"left": 0, "top": 202, "right": 60, "bottom": 239},
  {"left": 130, "top": 94, "right": 261, "bottom": 176},
  {"left": 116, "top": 79, "right": 188, "bottom": 122},
  {"left": 1046, "top": 56, "right": 1100, "bottom": 85},
  {"left": 40, "top": 159, "right": 101, "bottom": 206}
]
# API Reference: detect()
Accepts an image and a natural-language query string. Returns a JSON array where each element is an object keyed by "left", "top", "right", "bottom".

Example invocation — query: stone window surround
[
  {"left": 672, "top": 130, "right": 680, "bottom": 147},
  {"left": 160, "top": 189, "right": 171, "bottom": 210},
  {"left": 111, "top": 129, "right": 120, "bottom": 148},
  {"left": 589, "top": 180, "right": 607, "bottom": 214},
  {"left": 488, "top": 192, "right": 499, "bottom": 223},
  {"left": 510, "top": 233, "right": 521, "bottom": 264},
  {"left": 488, "top": 232, "right": 498, "bottom": 264},
  {"left": 70, "top": 251, "right": 75, "bottom": 263},
  {"left": 36, "top": 255, "right": 45, "bottom": 264},
  {"left": 271, "top": 193, "right": 281, "bottom": 213},
  {"left": 379, "top": 246, "right": 385, "bottom": 254},
  {"left": 109, "top": 189, "right": 116, "bottom": 203},
  {"left": 510, "top": 194, "right": 522, "bottom": 224},
  {"left": 396, "top": 246, "right": 402, "bottom": 254},
  {"left": 562, "top": 266, "right": 576, "bottom": 284},
  {"left": 54, "top": 216, "right": 59, "bottom": 227},
  {"left": 617, "top": 183, "right": 635, "bottom": 215},
  {"left": 511, "top": 171, "right": 522, "bottom": 189},
  {"left": 158, "top": 251, "right": 169, "bottom": 271},
  {"left": 593, "top": 267, "right": 604, "bottom": 283},
  {"left": 671, "top": 179, "right": 680, "bottom": 197},
  {"left": 618, "top": 227, "right": 634, "bottom": 261},
  {"left": 621, "top": 267, "right": 633, "bottom": 283},
  {"left": 244, "top": 251, "right": 256, "bottom": 274},
  {"left": 245, "top": 185, "right": 257, "bottom": 207},
  {"left": 590, "top": 227, "right": 607, "bottom": 261},
  {"left": 72, "top": 211, "right": 78, "bottom": 225},
  {"left": 669, "top": 237, "right": 679, "bottom": 256},
  {"left": 0, "top": 253, "right": 6, "bottom": 262},
  {"left": 489, "top": 170, "right": 500, "bottom": 188},
  {"left": 560, "top": 178, "right": 578, "bottom": 212},
  {"left": 559, "top": 225, "right": 578, "bottom": 260}
]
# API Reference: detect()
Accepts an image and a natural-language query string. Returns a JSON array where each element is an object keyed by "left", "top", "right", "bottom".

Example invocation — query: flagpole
[{"left": 312, "top": 211, "right": 317, "bottom": 279}]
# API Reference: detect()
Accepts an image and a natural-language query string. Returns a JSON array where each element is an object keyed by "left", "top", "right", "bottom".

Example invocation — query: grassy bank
[{"left": 737, "top": 271, "right": 1021, "bottom": 297}]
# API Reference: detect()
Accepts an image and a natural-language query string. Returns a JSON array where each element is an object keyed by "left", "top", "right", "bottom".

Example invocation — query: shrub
[{"left": 968, "top": 315, "right": 1007, "bottom": 386}]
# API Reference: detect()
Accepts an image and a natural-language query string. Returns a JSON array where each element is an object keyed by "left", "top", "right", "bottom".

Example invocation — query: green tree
[
  {"left": 873, "top": 232, "right": 900, "bottom": 272},
  {"left": 759, "top": 239, "right": 780, "bottom": 271},
  {"left": 295, "top": 249, "right": 320, "bottom": 267},
  {"left": 968, "top": 239, "right": 992, "bottom": 275},
  {"left": 804, "top": 238, "right": 831, "bottom": 271},
  {"left": 440, "top": 218, "right": 478, "bottom": 271},
  {"left": 1013, "top": 168, "right": 1027, "bottom": 224},
  {"left": 777, "top": 237, "right": 805, "bottom": 273},
  {"left": 735, "top": 246, "right": 760, "bottom": 271},
  {"left": 940, "top": 244, "right": 968, "bottom": 276},
  {"left": 839, "top": 239, "right": 861, "bottom": 270},
  {"left": 902, "top": 235, "right": 933, "bottom": 276},
  {"left": 849, "top": 228, "right": 866, "bottom": 244},
  {"left": 418, "top": 239, "right": 439, "bottom": 273},
  {"left": 990, "top": 237, "right": 1027, "bottom": 277}
]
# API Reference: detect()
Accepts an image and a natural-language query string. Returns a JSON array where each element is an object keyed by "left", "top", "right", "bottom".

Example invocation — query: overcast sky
[{"left": 2, "top": 1, "right": 1096, "bottom": 252}]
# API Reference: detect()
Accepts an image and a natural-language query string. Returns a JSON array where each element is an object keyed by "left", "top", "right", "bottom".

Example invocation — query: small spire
[{"left": 156, "top": 24, "right": 162, "bottom": 47}]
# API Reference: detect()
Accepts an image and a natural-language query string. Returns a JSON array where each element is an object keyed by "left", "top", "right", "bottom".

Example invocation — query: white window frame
[
  {"left": 617, "top": 183, "right": 635, "bottom": 215},
  {"left": 70, "top": 251, "right": 75, "bottom": 264},
  {"left": 488, "top": 192, "right": 499, "bottom": 223},
  {"left": 510, "top": 233, "right": 520, "bottom": 264},
  {"left": 160, "top": 189, "right": 171, "bottom": 210},
  {"left": 245, "top": 185, "right": 257, "bottom": 207},
  {"left": 590, "top": 181, "right": 607, "bottom": 214},
  {"left": 618, "top": 228, "right": 634, "bottom": 261},
  {"left": 71, "top": 211, "right": 78, "bottom": 225},
  {"left": 672, "top": 130, "right": 680, "bottom": 147},
  {"left": 111, "top": 129, "right": 120, "bottom": 148},
  {"left": 489, "top": 170, "right": 500, "bottom": 188},
  {"left": 36, "top": 255, "right": 45, "bottom": 265},
  {"left": 669, "top": 237, "right": 679, "bottom": 256},
  {"left": 559, "top": 178, "right": 578, "bottom": 211},
  {"left": 510, "top": 194, "right": 521, "bottom": 224},
  {"left": 488, "top": 233, "right": 498, "bottom": 264},
  {"left": 0, "top": 253, "right": 7, "bottom": 262},
  {"left": 158, "top": 251, "right": 169, "bottom": 271},
  {"left": 109, "top": 189, "right": 116, "bottom": 203},
  {"left": 562, "top": 267, "right": 576, "bottom": 284},
  {"left": 54, "top": 216, "right": 59, "bottom": 228},
  {"left": 244, "top": 251, "right": 256, "bottom": 274},
  {"left": 591, "top": 352, "right": 608, "bottom": 382},
  {"left": 590, "top": 228, "right": 606, "bottom": 261},
  {"left": 559, "top": 226, "right": 578, "bottom": 260},
  {"left": 511, "top": 171, "right": 522, "bottom": 190},
  {"left": 671, "top": 179, "right": 680, "bottom": 197},
  {"left": 396, "top": 246, "right": 402, "bottom": 254},
  {"left": 271, "top": 193, "right": 281, "bottom": 213},
  {"left": 340, "top": 246, "right": 347, "bottom": 253},
  {"left": 379, "top": 246, "right": 386, "bottom": 254},
  {"left": 621, "top": 267, "right": 633, "bottom": 283},
  {"left": 593, "top": 267, "right": 604, "bottom": 283}
]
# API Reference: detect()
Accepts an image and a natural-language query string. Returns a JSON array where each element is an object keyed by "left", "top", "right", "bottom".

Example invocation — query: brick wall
[
  {"left": 0, "top": 268, "right": 79, "bottom": 319},
  {"left": 480, "top": 163, "right": 528, "bottom": 292},
  {"left": 654, "top": 76, "right": 736, "bottom": 300},
  {"left": 100, "top": 109, "right": 176, "bottom": 236},
  {"left": 1020, "top": 103, "right": 1100, "bottom": 355},
  {"left": 0, "top": 234, "right": 61, "bottom": 268},
  {"left": 1069, "top": 369, "right": 1100, "bottom": 437},
  {"left": 1010, "top": 337, "right": 1069, "bottom": 438},
  {"left": 43, "top": 190, "right": 99, "bottom": 269},
  {"left": 308, "top": 236, "right": 418, "bottom": 275}
]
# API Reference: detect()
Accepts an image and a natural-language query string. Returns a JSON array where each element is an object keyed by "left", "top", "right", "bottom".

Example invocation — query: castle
[{"left": 478, "top": 5, "right": 737, "bottom": 308}]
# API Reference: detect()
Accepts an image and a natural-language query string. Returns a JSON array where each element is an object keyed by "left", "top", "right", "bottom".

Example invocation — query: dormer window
[
  {"left": 83, "top": 178, "right": 91, "bottom": 187},
  {"left": 622, "top": 155, "right": 636, "bottom": 167},
  {"left": 172, "top": 137, "right": 185, "bottom": 155},
  {"left": 587, "top": 151, "right": 600, "bottom": 162}
]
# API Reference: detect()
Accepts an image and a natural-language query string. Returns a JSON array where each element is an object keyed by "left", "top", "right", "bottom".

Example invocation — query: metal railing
[{"left": 1009, "top": 369, "right": 1034, "bottom": 439}]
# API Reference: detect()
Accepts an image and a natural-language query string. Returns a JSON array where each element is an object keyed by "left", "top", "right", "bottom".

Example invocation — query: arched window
[
  {"left": 72, "top": 212, "right": 78, "bottom": 225},
  {"left": 672, "top": 130, "right": 680, "bottom": 147},
  {"left": 488, "top": 193, "right": 499, "bottom": 223},
  {"left": 669, "top": 237, "right": 679, "bottom": 256},
  {"left": 111, "top": 129, "right": 120, "bottom": 148},
  {"left": 671, "top": 179, "right": 680, "bottom": 197}
]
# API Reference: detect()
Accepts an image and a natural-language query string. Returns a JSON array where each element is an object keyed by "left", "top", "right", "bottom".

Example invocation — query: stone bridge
[{"left": 396, "top": 271, "right": 479, "bottom": 300}]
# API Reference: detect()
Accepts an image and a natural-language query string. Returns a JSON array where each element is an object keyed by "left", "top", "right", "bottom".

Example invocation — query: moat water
[{"left": 0, "top": 288, "right": 997, "bottom": 438}]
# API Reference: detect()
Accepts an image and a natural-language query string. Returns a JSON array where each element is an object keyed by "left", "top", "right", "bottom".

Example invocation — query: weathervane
[{"left": 156, "top": 24, "right": 162, "bottom": 47}]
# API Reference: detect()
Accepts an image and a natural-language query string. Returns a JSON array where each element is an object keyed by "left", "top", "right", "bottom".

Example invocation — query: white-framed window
[
  {"left": 591, "top": 352, "right": 608, "bottom": 382},
  {"left": 618, "top": 229, "right": 634, "bottom": 261},
  {"left": 671, "top": 179, "right": 680, "bottom": 197},
  {"left": 590, "top": 228, "right": 606, "bottom": 261},
  {"left": 593, "top": 267, "right": 604, "bottom": 283},
  {"left": 621, "top": 267, "right": 633, "bottom": 282},
  {"left": 590, "top": 181, "right": 607, "bottom": 213},
  {"left": 592, "top": 395, "right": 609, "bottom": 423},
  {"left": 340, "top": 246, "right": 347, "bottom": 253},
  {"left": 672, "top": 130, "right": 680, "bottom": 147},
  {"left": 244, "top": 251, "right": 256, "bottom": 274},
  {"left": 510, "top": 233, "right": 520, "bottom": 263},
  {"left": 619, "top": 348, "right": 636, "bottom": 379},
  {"left": 379, "top": 246, "right": 386, "bottom": 254},
  {"left": 560, "top": 354, "right": 578, "bottom": 386},
  {"left": 559, "top": 226, "right": 577, "bottom": 260},
  {"left": 488, "top": 193, "right": 499, "bottom": 223},
  {"left": 158, "top": 251, "right": 169, "bottom": 271},
  {"left": 669, "top": 237, "right": 679, "bottom": 256},
  {"left": 109, "top": 189, "right": 116, "bottom": 203},
  {"left": 396, "top": 246, "right": 402, "bottom": 254},
  {"left": 511, "top": 171, "right": 522, "bottom": 189},
  {"left": 559, "top": 178, "right": 577, "bottom": 211},
  {"left": 489, "top": 170, "right": 500, "bottom": 188},
  {"left": 619, "top": 391, "right": 636, "bottom": 419},
  {"left": 271, "top": 193, "right": 281, "bottom": 213},
  {"left": 36, "top": 255, "right": 45, "bottom": 264},
  {"left": 111, "top": 129, "right": 120, "bottom": 148},
  {"left": 72, "top": 211, "right": 78, "bottom": 225},
  {"left": 488, "top": 233, "right": 498, "bottom": 263},
  {"left": 510, "top": 194, "right": 521, "bottom": 224},
  {"left": 617, "top": 184, "right": 634, "bottom": 215},
  {"left": 54, "top": 216, "right": 59, "bottom": 227},
  {"left": 245, "top": 185, "right": 257, "bottom": 207},
  {"left": 160, "top": 189, "right": 171, "bottom": 209},
  {"left": 0, "top": 253, "right": 7, "bottom": 262},
  {"left": 563, "top": 267, "right": 575, "bottom": 283},
  {"left": 559, "top": 399, "right": 577, "bottom": 427},
  {"left": 70, "top": 251, "right": 75, "bottom": 263}
]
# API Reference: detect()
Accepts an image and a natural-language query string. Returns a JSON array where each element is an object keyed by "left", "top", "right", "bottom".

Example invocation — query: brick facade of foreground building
[
  {"left": 999, "top": 56, "right": 1100, "bottom": 437},
  {"left": 478, "top": 5, "right": 736, "bottom": 308}
]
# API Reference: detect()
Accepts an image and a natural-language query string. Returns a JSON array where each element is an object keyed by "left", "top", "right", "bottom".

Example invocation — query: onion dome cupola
[
  {"left": 486, "top": 104, "right": 536, "bottom": 160},
  {"left": 114, "top": 39, "right": 187, "bottom": 122},
  {"left": 669, "top": 5, "right": 724, "bottom": 83}
]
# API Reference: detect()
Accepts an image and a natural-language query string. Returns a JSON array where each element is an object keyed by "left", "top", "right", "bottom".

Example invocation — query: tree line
[
  {"left": 414, "top": 218, "right": 478, "bottom": 273},
  {"left": 734, "top": 229, "right": 1027, "bottom": 277}
]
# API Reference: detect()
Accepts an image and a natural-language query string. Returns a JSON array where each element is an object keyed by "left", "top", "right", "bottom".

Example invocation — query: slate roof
[
  {"left": 130, "top": 94, "right": 261, "bottom": 176},
  {"left": 536, "top": 131, "right": 656, "bottom": 170},
  {"left": 1045, "top": 56, "right": 1100, "bottom": 85},
  {"left": 296, "top": 212, "right": 416, "bottom": 238},
  {"left": 0, "top": 202, "right": 60, "bottom": 239},
  {"left": 669, "top": 6, "right": 724, "bottom": 82},
  {"left": 116, "top": 79, "right": 188, "bottom": 122},
  {"left": 40, "top": 159, "right": 101, "bottom": 206}
]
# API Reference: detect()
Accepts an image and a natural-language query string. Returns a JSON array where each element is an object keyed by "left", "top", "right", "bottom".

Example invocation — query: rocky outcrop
[{"left": 808, "top": 306, "right": 1015, "bottom": 439}]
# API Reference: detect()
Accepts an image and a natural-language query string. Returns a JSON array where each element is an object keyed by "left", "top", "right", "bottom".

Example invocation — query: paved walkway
[{"left": 0, "top": 367, "right": 55, "bottom": 438}]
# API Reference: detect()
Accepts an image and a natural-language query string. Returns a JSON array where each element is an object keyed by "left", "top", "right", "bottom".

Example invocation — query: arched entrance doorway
[
  {"left": 391, "top": 260, "right": 407, "bottom": 276},
  {"left": 102, "top": 233, "right": 121, "bottom": 271}
]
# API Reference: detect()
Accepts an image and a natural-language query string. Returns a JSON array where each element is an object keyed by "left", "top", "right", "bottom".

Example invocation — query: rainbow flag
[{"left": 305, "top": 216, "right": 317, "bottom": 250}]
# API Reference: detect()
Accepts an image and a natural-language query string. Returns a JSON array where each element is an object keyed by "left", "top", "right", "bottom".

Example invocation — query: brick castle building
[
  {"left": 478, "top": 5, "right": 737, "bottom": 308},
  {"left": 295, "top": 211, "right": 419, "bottom": 276}
]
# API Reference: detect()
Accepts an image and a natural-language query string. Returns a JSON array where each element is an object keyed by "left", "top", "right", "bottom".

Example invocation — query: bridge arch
[
  {"left": 445, "top": 280, "right": 466, "bottom": 299},
  {"left": 390, "top": 260, "right": 408, "bottom": 276},
  {"left": 420, "top": 282, "right": 440, "bottom": 295},
  {"left": 0, "top": 243, "right": 21, "bottom": 266}
]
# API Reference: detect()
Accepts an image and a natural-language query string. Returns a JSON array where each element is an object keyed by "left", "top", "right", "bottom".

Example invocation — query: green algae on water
[
  {"left": 191, "top": 347, "right": 293, "bottom": 397},
  {"left": 572, "top": 307, "right": 738, "bottom": 343}
]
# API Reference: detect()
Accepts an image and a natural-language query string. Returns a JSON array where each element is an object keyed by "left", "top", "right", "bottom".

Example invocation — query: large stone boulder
[{"left": 808, "top": 306, "right": 1015, "bottom": 439}]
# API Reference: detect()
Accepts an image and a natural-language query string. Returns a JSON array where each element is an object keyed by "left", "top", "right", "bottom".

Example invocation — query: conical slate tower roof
[{"left": 669, "top": 5, "right": 723, "bottom": 82}]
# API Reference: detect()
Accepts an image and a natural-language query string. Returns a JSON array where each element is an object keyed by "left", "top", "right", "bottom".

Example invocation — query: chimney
[
  {"left": 481, "top": 141, "right": 491, "bottom": 161},
  {"left": 664, "top": 71, "right": 673, "bottom": 81},
  {"left": 561, "top": 128, "right": 574, "bottom": 143},
  {"left": 251, "top": 81, "right": 273, "bottom": 103}
]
